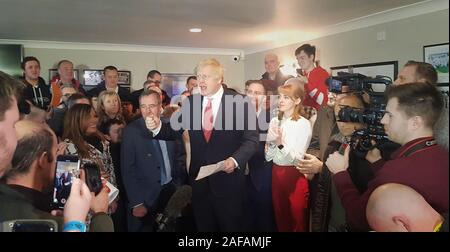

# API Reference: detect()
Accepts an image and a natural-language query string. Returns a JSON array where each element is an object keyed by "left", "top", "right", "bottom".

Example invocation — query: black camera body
[
  {"left": 328, "top": 72, "right": 399, "bottom": 158},
  {"left": 326, "top": 72, "right": 392, "bottom": 95}
]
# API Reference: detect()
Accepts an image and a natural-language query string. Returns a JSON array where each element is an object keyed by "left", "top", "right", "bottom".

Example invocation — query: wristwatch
[{"left": 277, "top": 144, "right": 284, "bottom": 150}]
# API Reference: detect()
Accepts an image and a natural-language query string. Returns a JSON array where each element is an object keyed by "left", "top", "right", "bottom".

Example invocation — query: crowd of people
[{"left": 0, "top": 43, "right": 448, "bottom": 232}]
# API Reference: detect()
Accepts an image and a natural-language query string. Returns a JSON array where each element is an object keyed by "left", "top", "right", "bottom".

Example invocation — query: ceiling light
[{"left": 189, "top": 28, "right": 202, "bottom": 33}]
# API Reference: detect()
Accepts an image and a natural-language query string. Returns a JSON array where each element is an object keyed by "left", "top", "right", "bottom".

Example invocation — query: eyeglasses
[
  {"left": 196, "top": 74, "right": 213, "bottom": 80},
  {"left": 140, "top": 104, "right": 159, "bottom": 110}
]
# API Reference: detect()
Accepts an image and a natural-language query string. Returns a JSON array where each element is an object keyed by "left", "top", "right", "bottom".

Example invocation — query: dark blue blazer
[{"left": 121, "top": 117, "right": 178, "bottom": 209}]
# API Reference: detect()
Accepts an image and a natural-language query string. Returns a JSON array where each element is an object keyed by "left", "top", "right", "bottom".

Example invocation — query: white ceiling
[{"left": 0, "top": 0, "right": 443, "bottom": 53}]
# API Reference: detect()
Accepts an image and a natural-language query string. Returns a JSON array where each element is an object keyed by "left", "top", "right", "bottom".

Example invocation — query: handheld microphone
[{"left": 155, "top": 185, "right": 192, "bottom": 232}]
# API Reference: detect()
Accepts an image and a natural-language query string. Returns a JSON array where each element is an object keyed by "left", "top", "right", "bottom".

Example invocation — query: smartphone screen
[{"left": 52, "top": 155, "right": 80, "bottom": 209}]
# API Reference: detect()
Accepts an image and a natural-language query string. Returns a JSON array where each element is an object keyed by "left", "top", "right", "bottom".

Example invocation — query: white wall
[
  {"left": 24, "top": 48, "right": 245, "bottom": 92},
  {"left": 244, "top": 9, "right": 449, "bottom": 81},
  {"left": 21, "top": 9, "right": 449, "bottom": 92}
]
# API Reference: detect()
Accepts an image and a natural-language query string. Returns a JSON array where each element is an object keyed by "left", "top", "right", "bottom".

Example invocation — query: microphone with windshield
[{"left": 155, "top": 185, "right": 192, "bottom": 232}]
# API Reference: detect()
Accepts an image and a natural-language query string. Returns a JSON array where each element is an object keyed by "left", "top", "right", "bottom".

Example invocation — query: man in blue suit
[
  {"left": 147, "top": 59, "right": 259, "bottom": 231},
  {"left": 121, "top": 89, "right": 182, "bottom": 232}
]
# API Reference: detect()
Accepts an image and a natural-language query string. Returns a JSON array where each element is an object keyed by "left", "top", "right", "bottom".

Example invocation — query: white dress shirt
[
  {"left": 265, "top": 116, "right": 312, "bottom": 166},
  {"left": 151, "top": 86, "right": 239, "bottom": 168}
]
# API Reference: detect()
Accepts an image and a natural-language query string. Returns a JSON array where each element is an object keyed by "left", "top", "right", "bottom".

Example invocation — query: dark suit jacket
[
  {"left": 86, "top": 82, "right": 131, "bottom": 102},
  {"left": 121, "top": 117, "right": 179, "bottom": 209},
  {"left": 155, "top": 89, "right": 259, "bottom": 197},
  {"left": 247, "top": 108, "right": 273, "bottom": 192}
]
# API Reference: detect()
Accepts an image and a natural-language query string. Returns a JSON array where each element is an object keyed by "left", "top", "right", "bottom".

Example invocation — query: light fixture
[{"left": 189, "top": 28, "right": 202, "bottom": 33}]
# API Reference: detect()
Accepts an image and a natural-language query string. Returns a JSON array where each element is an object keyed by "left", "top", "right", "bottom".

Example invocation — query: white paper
[
  {"left": 196, "top": 160, "right": 226, "bottom": 180},
  {"left": 105, "top": 181, "right": 119, "bottom": 204}
]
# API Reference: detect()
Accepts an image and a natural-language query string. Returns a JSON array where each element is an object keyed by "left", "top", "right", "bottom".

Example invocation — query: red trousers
[{"left": 272, "top": 164, "right": 309, "bottom": 232}]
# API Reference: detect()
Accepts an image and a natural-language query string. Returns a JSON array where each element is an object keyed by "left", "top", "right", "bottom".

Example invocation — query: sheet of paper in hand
[{"left": 196, "top": 161, "right": 226, "bottom": 180}]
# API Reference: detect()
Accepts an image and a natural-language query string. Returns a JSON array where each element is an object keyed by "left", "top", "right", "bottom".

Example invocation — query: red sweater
[
  {"left": 303, "top": 66, "right": 329, "bottom": 110},
  {"left": 333, "top": 137, "right": 449, "bottom": 231}
]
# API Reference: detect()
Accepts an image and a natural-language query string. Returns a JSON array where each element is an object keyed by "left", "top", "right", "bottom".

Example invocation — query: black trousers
[{"left": 127, "top": 181, "right": 176, "bottom": 232}]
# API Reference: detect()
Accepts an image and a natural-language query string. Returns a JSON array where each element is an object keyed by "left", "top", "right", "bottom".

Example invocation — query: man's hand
[
  {"left": 109, "top": 200, "right": 118, "bottom": 214},
  {"left": 56, "top": 142, "right": 68, "bottom": 156},
  {"left": 132, "top": 205, "right": 148, "bottom": 218},
  {"left": 326, "top": 145, "right": 350, "bottom": 174},
  {"left": 296, "top": 153, "right": 323, "bottom": 174},
  {"left": 366, "top": 147, "right": 382, "bottom": 163},
  {"left": 90, "top": 182, "right": 109, "bottom": 214},
  {"left": 223, "top": 157, "right": 237, "bottom": 173},
  {"left": 64, "top": 178, "right": 91, "bottom": 223},
  {"left": 145, "top": 115, "right": 160, "bottom": 131}
]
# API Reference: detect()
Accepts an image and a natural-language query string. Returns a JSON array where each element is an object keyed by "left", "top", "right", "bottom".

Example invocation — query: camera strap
[{"left": 399, "top": 137, "right": 436, "bottom": 158}]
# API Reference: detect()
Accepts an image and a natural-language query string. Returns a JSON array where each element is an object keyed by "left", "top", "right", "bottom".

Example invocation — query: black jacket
[
  {"left": 20, "top": 77, "right": 52, "bottom": 111},
  {"left": 261, "top": 70, "right": 293, "bottom": 93},
  {"left": 87, "top": 82, "right": 131, "bottom": 102},
  {"left": 0, "top": 183, "right": 113, "bottom": 232},
  {"left": 310, "top": 138, "right": 374, "bottom": 232}
]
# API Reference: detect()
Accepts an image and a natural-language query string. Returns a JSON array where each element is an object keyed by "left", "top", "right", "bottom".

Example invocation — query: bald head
[
  {"left": 23, "top": 104, "right": 48, "bottom": 124},
  {"left": 15, "top": 120, "right": 46, "bottom": 141},
  {"left": 366, "top": 183, "right": 442, "bottom": 232},
  {"left": 264, "top": 53, "right": 280, "bottom": 75},
  {"left": 5, "top": 120, "right": 56, "bottom": 181}
]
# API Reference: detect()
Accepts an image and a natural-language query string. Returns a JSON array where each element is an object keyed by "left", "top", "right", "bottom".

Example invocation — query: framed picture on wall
[
  {"left": 423, "top": 43, "right": 449, "bottom": 85},
  {"left": 161, "top": 73, "right": 194, "bottom": 97},
  {"left": 83, "top": 69, "right": 103, "bottom": 86},
  {"left": 49, "top": 68, "right": 79, "bottom": 82},
  {"left": 330, "top": 61, "right": 398, "bottom": 92},
  {"left": 83, "top": 69, "right": 131, "bottom": 86},
  {"left": 118, "top": 71, "right": 131, "bottom": 86}
]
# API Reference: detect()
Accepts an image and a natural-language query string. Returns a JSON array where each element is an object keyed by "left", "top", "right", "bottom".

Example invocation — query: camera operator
[
  {"left": 393, "top": 60, "right": 448, "bottom": 151},
  {"left": 326, "top": 83, "right": 449, "bottom": 231},
  {"left": 0, "top": 120, "right": 113, "bottom": 231},
  {"left": 307, "top": 94, "right": 373, "bottom": 232}
]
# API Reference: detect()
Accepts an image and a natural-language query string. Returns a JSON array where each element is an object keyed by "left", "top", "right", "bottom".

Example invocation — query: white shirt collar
[
  {"left": 106, "top": 85, "right": 119, "bottom": 93},
  {"left": 204, "top": 86, "right": 224, "bottom": 101}
]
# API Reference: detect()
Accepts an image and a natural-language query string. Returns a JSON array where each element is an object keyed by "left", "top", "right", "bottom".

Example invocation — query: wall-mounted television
[{"left": 0, "top": 44, "right": 24, "bottom": 78}]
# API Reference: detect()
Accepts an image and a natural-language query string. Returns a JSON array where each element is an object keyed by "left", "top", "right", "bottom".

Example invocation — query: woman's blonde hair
[
  {"left": 96, "top": 90, "right": 124, "bottom": 125},
  {"left": 277, "top": 82, "right": 305, "bottom": 121}
]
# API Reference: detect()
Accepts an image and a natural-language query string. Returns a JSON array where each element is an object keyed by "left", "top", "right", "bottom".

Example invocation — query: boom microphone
[{"left": 156, "top": 185, "right": 192, "bottom": 232}]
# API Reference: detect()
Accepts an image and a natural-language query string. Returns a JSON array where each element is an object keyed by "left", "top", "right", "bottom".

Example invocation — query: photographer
[
  {"left": 0, "top": 71, "right": 95, "bottom": 232},
  {"left": 0, "top": 120, "right": 113, "bottom": 232},
  {"left": 307, "top": 94, "right": 373, "bottom": 232},
  {"left": 326, "top": 83, "right": 449, "bottom": 231}
]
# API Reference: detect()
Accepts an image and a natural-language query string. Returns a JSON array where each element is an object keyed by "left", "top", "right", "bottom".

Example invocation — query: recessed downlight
[{"left": 189, "top": 28, "right": 202, "bottom": 33}]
